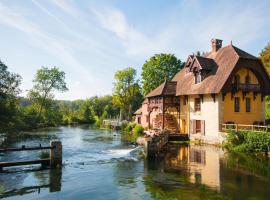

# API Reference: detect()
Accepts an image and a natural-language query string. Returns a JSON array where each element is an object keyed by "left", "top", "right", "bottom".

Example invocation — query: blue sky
[{"left": 0, "top": 0, "right": 269, "bottom": 100}]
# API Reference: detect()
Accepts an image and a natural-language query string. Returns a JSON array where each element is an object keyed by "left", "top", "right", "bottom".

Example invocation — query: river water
[{"left": 0, "top": 126, "right": 270, "bottom": 200}]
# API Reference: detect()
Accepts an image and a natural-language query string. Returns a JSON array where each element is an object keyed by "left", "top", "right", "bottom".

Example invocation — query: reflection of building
[
  {"left": 135, "top": 39, "right": 270, "bottom": 143},
  {"left": 164, "top": 144, "right": 223, "bottom": 190}
]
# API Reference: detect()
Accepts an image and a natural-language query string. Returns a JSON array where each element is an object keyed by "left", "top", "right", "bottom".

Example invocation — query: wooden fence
[
  {"left": 222, "top": 124, "right": 270, "bottom": 132},
  {"left": 0, "top": 140, "right": 62, "bottom": 171}
]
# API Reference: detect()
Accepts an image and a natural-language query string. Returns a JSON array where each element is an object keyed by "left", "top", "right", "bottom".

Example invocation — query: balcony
[{"left": 233, "top": 83, "right": 260, "bottom": 92}]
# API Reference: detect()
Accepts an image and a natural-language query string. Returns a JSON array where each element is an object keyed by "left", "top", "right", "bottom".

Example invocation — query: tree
[
  {"left": 0, "top": 60, "right": 21, "bottom": 98},
  {"left": 0, "top": 60, "right": 21, "bottom": 132},
  {"left": 28, "top": 67, "right": 68, "bottom": 122},
  {"left": 113, "top": 67, "right": 142, "bottom": 120},
  {"left": 260, "top": 42, "right": 270, "bottom": 75},
  {"left": 141, "top": 53, "right": 184, "bottom": 96}
]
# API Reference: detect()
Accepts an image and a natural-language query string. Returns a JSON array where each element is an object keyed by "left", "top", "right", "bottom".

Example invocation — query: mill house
[{"left": 135, "top": 39, "right": 270, "bottom": 143}]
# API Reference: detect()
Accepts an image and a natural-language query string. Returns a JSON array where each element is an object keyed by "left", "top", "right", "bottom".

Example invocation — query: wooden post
[
  {"left": 235, "top": 124, "right": 238, "bottom": 132},
  {"left": 50, "top": 140, "right": 62, "bottom": 167},
  {"left": 162, "top": 97, "right": 165, "bottom": 130}
]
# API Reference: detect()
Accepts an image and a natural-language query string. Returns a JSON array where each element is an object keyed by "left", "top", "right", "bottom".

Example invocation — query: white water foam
[{"left": 104, "top": 146, "right": 142, "bottom": 158}]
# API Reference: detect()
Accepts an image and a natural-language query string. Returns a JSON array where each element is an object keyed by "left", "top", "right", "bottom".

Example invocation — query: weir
[{"left": 0, "top": 140, "right": 62, "bottom": 171}]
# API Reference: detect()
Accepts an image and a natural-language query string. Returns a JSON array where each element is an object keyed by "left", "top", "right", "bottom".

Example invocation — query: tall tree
[
  {"left": 28, "top": 67, "right": 68, "bottom": 122},
  {"left": 112, "top": 67, "right": 142, "bottom": 120},
  {"left": 0, "top": 60, "right": 21, "bottom": 131},
  {"left": 260, "top": 42, "right": 270, "bottom": 75},
  {"left": 141, "top": 53, "right": 183, "bottom": 96}
]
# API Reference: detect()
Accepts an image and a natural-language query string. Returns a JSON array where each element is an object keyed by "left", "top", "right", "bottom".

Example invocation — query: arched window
[{"left": 245, "top": 75, "right": 251, "bottom": 84}]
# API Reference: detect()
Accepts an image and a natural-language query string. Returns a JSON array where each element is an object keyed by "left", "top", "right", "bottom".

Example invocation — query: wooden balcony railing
[
  {"left": 222, "top": 124, "right": 270, "bottom": 133},
  {"left": 234, "top": 83, "right": 260, "bottom": 92}
]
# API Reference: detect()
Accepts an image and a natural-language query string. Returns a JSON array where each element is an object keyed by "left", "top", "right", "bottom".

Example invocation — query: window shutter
[
  {"left": 189, "top": 120, "right": 193, "bottom": 134},
  {"left": 201, "top": 120, "right": 205, "bottom": 135},
  {"left": 193, "top": 120, "right": 196, "bottom": 134}
]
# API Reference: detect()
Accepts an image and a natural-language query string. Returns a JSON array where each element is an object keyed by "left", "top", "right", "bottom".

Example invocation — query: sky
[{"left": 0, "top": 0, "right": 269, "bottom": 100}]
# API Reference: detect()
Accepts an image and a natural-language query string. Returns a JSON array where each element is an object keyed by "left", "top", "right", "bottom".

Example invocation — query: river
[{"left": 0, "top": 125, "right": 270, "bottom": 200}]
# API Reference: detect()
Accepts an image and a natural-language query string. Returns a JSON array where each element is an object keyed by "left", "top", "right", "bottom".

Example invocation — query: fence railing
[
  {"left": 222, "top": 124, "right": 270, "bottom": 132},
  {"left": 0, "top": 140, "right": 62, "bottom": 171}
]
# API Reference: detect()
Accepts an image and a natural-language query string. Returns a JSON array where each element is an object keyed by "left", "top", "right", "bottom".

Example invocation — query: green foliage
[
  {"left": 28, "top": 67, "right": 68, "bottom": 122},
  {"left": 121, "top": 122, "right": 128, "bottom": 131},
  {"left": 223, "top": 130, "right": 270, "bottom": 153},
  {"left": 133, "top": 124, "right": 144, "bottom": 135},
  {"left": 260, "top": 42, "right": 270, "bottom": 75},
  {"left": 0, "top": 59, "right": 120, "bottom": 132},
  {"left": 113, "top": 67, "right": 143, "bottom": 120},
  {"left": 39, "top": 151, "right": 50, "bottom": 159},
  {"left": 121, "top": 122, "right": 144, "bottom": 142},
  {"left": 141, "top": 53, "right": 183, "bottom": 96},
  {"left": 0, "top": 60, "right": 22, "bottom": 132},
  {"left": 125, "top": 122, "right": 136, "bottom": 132},
  {"left": 266, "top": 96, "right": 270, "bottom": 120}
]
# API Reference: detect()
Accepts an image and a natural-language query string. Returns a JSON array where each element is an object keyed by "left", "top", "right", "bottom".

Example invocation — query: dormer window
[
  {"left": 195, "top": 72, "right": 202, "bottom": 84},
  {"left": 245, "top": 74, "right": 251, "bottom": 84}
]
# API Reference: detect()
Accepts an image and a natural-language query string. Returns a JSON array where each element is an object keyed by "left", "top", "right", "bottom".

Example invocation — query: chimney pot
[{"left": 211, "top": 38, "right": 222, "bottom": 52}]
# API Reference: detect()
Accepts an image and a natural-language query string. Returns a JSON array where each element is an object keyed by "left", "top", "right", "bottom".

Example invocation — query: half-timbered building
[{"left": 135, "top": 39, "right": 270, "bottom": 143}]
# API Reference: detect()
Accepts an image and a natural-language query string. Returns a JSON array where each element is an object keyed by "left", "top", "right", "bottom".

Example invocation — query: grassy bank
[{"left": 223, "top": 130, "right": 270, "bottom": 154}]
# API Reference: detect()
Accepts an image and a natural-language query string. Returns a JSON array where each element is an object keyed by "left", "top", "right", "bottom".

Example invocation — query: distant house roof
[
  {"left": 145, "top": 80, "right": 177, "bottom": 98},
  {"left": 134, "top": 107, "right": 142, "bottom": 115},
  {"left": 173, "top": 44, "right": 270, "bottom": 95}
]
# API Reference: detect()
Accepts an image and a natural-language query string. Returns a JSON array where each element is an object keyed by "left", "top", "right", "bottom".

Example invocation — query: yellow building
[{"left": 136, "top": 39, "right": 270, "bottom": 143}]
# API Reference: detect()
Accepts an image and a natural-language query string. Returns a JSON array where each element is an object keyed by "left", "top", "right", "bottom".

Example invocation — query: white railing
[{"left": 222, "top": 124, "right": 270, "bottom": 132}]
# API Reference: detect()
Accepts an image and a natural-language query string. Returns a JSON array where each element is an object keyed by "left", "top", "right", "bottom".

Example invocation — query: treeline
[
  {"left": 18, "top": 96, "right": 119, "bottom": 129},
  {"left": 0, "top": 61, "right": 119, "bottom": 132},
  {"left": 0, "top": 53, "right": 184, "bottom": 133}
]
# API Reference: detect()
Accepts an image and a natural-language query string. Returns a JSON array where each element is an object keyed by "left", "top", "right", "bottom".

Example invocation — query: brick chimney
[{"left": 211, "top": 38, "right": 222, "bottom": 52}]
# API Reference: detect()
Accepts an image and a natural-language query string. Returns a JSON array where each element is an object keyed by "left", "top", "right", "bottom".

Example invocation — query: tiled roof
[
  {"left": 173, "top": 44, "right": 270, "bottom": 95},
  {"left": 145, "top": 80, "right": 177, "bottom": 98}
]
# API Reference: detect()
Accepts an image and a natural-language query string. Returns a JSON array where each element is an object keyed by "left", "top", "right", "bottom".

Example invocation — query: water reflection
[
  {"left": 1, "top": 127, "right": 270, "bottom": 200},
  {"left": 0, "top": 167, "right": 62, "bottom": 198},
  {"left": 144, "top": 143, "right": 270, "bottom": 200}
]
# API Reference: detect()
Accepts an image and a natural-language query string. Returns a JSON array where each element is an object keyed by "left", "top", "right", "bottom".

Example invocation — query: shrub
[
  {"left": 133, "top": 124, "right": 144, "bottom": 135},
  {"left": 124, "top": 122, "right": 136, "bottom": 132},
  {"left": 39, "top": 151, "right": 50, "bottom": 159},
  {"left": 121, "top": 122, "right": 128, "bottom": 131},
  {"left": 223, "top": 130, "right": 270, "bottom": 153}
]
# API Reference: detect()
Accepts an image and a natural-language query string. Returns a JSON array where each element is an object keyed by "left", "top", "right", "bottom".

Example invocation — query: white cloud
[
  {"left": 49, "top": 0, "right": 79, "bottom": 17},
  {"left": 90, "top": 6, "right": 162, "bottom": 57}
]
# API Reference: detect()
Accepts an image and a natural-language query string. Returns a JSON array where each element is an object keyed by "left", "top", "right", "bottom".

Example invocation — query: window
[
  {"left": 246, "top": 98, "right": 251, "bottom": 112},
  {"left": 234, "top": 97, "right": 240, "bottom": 112},
  {"left": 245, "top": 75, "right": 251, "bottom": 84},
  {"left": 196, "top": 120, "right": 201, "bottom": 133},
  {"left": 138, "top": 117, "right": 141, "bottom": 124},
  {"left": 195, "top": 73, "right": 201, "bottom": 84},
  {"left": 194, "top": 98, "right": 201, "bottom": 112}
]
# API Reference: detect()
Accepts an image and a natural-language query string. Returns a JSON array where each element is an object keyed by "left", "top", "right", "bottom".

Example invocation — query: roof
[
  {"left": 195, "top": 56, "right": 217, "bottom": 70},
  {"left": 173, "top": 44, "right": 270, "bottom": 95},
  {"left": 145, "top": 80, "right": 177, "bottom": 98},
  {"left": 134, "top": 107, "right": 142, "bottom": 115}
]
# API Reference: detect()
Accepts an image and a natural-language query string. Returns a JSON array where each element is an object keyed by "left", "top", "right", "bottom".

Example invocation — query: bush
[
  {"left": 39, "top": 151, "right": 50, "bottom": 159},
  {"left": 121, "top": 122, "right": 128, "bottom": 131},
  {"left": 133, "top": 124, "right": 144, "bottom": 135},
  {"left": 124, "top": 122, "right": 136, "bottom": 132},
  {"left": 121, "top": 123, "right": 144, "bottom": 142},
  {"left": 223, "top": 130, "right": 270, "bottom": 153}
]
